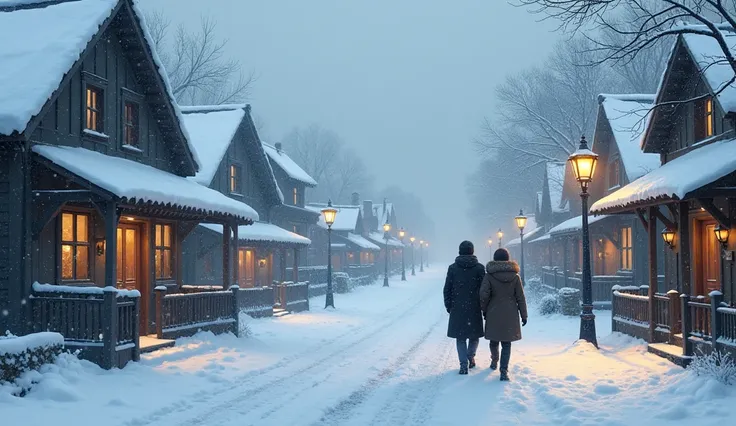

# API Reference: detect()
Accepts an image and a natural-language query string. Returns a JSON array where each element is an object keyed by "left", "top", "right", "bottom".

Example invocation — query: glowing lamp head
[
  {"left": 383, "top": 222, "right": 391, "bottom": 233},
  {"left": 515, "top": 209, "right": 528, "bottom": 231},
  {"left": 398, "top": 227, "right": 406, "bottom": 239},
  {"left": 715, "top": 225, "right": 730, "bottom": 245},
  {"left": 419, "top": 240, "right": 424, "bottom": 245},
  {"left": 568, "top": 136, "right": 598, "bottom": 189},
  {"left": 661, "top": 228, "right": 676, "bottom": 248},
  {"left": 488, "top": 238, "right": 493, "bottom": 246},
  {"left": 321, "top": 200, "right": 338, "bottom": 228},
  {"left": 497, "top": 228, "right": 503, "bottom": 240},
  {"left": 410, "top": 236, "right": 415, "bottom": 243}
]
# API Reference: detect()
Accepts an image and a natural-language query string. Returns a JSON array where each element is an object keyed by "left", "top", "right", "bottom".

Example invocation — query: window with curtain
[{"left": 61, "top": 212, "right": 90, "bottom": 281}]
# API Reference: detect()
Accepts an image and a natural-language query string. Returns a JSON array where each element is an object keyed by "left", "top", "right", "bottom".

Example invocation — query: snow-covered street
[{"left": 3, "top": 269, "right": 735, "bottom": 425}]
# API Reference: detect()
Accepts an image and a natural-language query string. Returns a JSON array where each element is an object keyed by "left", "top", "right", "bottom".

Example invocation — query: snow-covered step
[{"left": 272, "top": 308, "right": 290, "bottom": 318}]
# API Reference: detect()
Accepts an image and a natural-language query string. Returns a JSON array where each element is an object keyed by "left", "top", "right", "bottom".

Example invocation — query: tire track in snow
[
  {"left": 312, "top": 315, "right": 444, "bottom": 426},
  {"left": 126, "top": 280, "right": 441, "bottom": 426}
]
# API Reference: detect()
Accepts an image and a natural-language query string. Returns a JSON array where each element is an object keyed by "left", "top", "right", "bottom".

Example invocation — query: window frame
[
  {"left": 695, "top": 96, "right": 715, "bottom": 141},
  {"left": 154, "top": 223, "right": 175, "bottom": 281},
  {"left": 608, "top": 157, "right": 621, "bottom": 190},
  {"left": 60, "top": 211, "right": 92, "bottom": 282},
  {"left": 81, "top": 72, "right": 108, "bottom": 138},
  {"left": 292, "top": 187, "right": 298, "bottom": 205},
  {"left": 229, "top": 163, "right": 243, "bottom": 195},
  {"left": 121, "top": 88, "right": 144, "bottom": 153},
  {"left": 620, "top": 226, "right": 633, "bottom": 271}
]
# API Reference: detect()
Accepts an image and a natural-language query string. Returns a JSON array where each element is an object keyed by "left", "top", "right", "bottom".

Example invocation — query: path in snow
[{"left": 3, "top": 268, "right": 735, "bottom": 426}]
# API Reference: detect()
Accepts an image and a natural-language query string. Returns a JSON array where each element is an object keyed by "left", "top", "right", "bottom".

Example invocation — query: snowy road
[{"left": 3, "top": 269, "right": 735, "bottom": 425}]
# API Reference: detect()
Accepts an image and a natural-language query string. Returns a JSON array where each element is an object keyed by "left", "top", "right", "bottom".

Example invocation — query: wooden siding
[
  {"left": 0, "top": 146, "right": 26, "bottom": 334},
  {"left": 29, "top": 20, "right": 183, "bottom": 176}
]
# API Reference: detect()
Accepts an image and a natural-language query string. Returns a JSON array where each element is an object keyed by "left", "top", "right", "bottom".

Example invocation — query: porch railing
[
  {"left": 30, "top": 283, "right": 140, "bottom": 369},
  {"left": 155, "top": 286, "right": 236, "bottom": 339},
  {"left": 717, "top": 306, "right": 736, "bottom": 345},
  {"left": 687, "top": 297, "right": 712, "bottom": 341},
  {"left": 237, "top": 286, "right": 273, "bottom": 318},
  {"left": 653, "top": 293, "right": 670, "bottom": 331},
  {"left": 542, "top": 266, "right": 634, "bottom": 305},
  {"left": 282, "top": 281, "right": 309, "bottom": 312}
]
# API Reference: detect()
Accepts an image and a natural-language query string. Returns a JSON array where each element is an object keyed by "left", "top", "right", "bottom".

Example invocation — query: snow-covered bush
[
  {"left": 688, "top": 350, "right": 736, "bottom": 386},
  {"left": 1, "top": 332, "right": 64, "bottom": 384},
  {"left": 333, "top": 272, "right": 350, "bottom": 294},
  {"left": 558, "top": 287, "right": 580, "bottom": 316},
  {"left": 538, "top": 294, "right": 560, "bottom": 315},
  {"left": 524, "top": 276, "right": 542, "bottom": 304}
]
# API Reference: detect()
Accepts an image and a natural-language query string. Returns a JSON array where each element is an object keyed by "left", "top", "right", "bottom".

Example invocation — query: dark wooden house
[
  {"left": 592, "top": 29, "right": 736, "bottom": 362},
  {"left": 0, "top": 0, "right": 258, "bottom": 368}
]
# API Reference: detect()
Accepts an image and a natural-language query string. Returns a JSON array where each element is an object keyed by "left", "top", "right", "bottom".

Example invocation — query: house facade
[{"left": 0, "top": 0, "right": 258, "bottom": 367}]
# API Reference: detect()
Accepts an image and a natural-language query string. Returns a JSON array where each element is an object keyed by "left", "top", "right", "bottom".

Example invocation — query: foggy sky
[{"left": 144, "top": 0, "right": 561, "bottom": 260}]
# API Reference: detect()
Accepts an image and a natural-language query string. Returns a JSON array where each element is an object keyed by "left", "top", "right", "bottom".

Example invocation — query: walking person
[
  {"left": 480, "top": 248, "right": 528, "bottom": 382},
  {"left": 443, "top": 240, "right": 486, "bottom": 375}
]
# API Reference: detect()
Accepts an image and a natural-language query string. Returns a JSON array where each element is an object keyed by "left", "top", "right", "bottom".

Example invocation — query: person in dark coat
[
  {"left": 480, "top": 248, "right": 528, "bottom": 382},
  {"left": 443, "top": 240, "right": 486, "bottom": 375}
]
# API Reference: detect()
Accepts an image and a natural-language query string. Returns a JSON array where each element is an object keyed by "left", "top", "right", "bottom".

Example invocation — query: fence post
[
  {"left": 710, "top": 290, "right": 724, "bottom": 352},
  {"left": 101, "top": 287, "right": 118, "bottom": 370},
  {"left": 639, "top": 285, "right": 649, "bottom": 297},
  {"left": 681, "top": 293, "right": 692, "bottom": 356},
  {"left": 305, "top": 282, "right": 310, "bottom": 311},
  {"left": 230, "top": 285, "right": 240, "bottom": 337},
  {"left": 155, "top": 286, "right": 167, "bottom": 339},
  {"left": 667, "top": 289, "right": 680, "bottom": 345},
  {"left": 132, "top": 295, "right": 141, "bottom": 362},
  {"left": 611, "top": 287, "right": 618, "bottom": 333}
]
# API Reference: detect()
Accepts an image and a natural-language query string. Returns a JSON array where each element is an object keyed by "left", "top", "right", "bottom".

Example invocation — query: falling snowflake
[{"left": 1, "top": 309, "right": 8, "bottom": 317}]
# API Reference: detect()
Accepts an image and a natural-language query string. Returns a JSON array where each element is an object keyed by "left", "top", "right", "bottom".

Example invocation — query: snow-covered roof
[
  {"left": 263, "top": 143, "right": 317, "bottom": 187},
  {"left": 343, "top": 233, "right": 381, "bottom": 251},
  {"left": 529, "top": 232, "right": 551, "bottom": 243},
  {"left": 546, "top": 162, "right": 568, "bottom": 213},
  {"left": 200, "top": 222, "right": 310, "bottom": 246},
  {"left": 549, "top": 214, "right": 610, "bottom": 235},
  {"left": 0, "top": 0, "right": 202, "bottom": 171},
  {"left": 372, "top": 202, "right": 394, "bottom": 230},
  {"left": 181, "top": 106, "right": 246, "bottom": 185},
  {"left": 681, "top": 28, "right": 736, "bottom": 113},
  {"left": 506, "top": 226, "right": 543, "bottom": 247},
  {"left": 591, "top": 137, "right": 736, "bottom": 214},
  {"left": 34, "top": 145, "right": 258, "bottom": 221},
  {"left": 367, "top": 232, "right": 405, "bottom": 248},
  {"left": 306, "top": 205, "right": 360, "bottom": 232},
  {"left": 598, "top": 94, "right": 661, "bottom": 181}
]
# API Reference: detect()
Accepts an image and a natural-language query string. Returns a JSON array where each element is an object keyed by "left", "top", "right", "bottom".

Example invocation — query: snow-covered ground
[{"left": 2, "top": 269, "right": 735, "bottom": 425}]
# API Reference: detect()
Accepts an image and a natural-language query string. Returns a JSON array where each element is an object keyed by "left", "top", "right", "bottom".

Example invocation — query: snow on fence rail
[
  {"left": 717, "top": 306, "right": 736, "bottom": 346},
  {"left": 155, "top": 286, "right": 236, "bottom": 339},
  {"left": 30, "top": 283, "right": 140, "bottom": 369}
]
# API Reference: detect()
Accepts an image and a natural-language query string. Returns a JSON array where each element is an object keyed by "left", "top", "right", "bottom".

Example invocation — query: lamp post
[
  {"left": 399, "top": 228, "right": 406, "bottom": 281},
  {"left": 419, "top": 240, "right": 424, "bottom": 272},
  {"left": 568, "top": 135, "right": 599, "bottom": 347},
  {"left": 425, "top": 242, "right": 430, "bottom": 267},
  {"left": 488, "top": 238, "right": 493, "bottom": 260},
  {"left": 515, "top": 209, "right": 528, "bottom": 283},
  {"left": 383, "top": 221, "right": 391, "bottom": 287},
  {"left": 321, "top": 201, "right": 338, "bottom": 309},
  {"left": 497, "top": 229, "right": 503, "bottom": 249},
  {"left": 410, "top": 236, "right": 416, "bottom": 276}
]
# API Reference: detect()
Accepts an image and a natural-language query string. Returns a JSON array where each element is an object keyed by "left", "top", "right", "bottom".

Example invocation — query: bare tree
[{"left": 145, "top": 10, "right": 254, "bottom": 105}]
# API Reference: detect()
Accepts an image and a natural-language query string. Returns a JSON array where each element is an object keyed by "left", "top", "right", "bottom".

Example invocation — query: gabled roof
[
  {"left": 549, "top": 214, "right": 609, "bottom": 236},
  {"left": 306, "top": 204, "right": 361, "bottom": 232},
  {"left": 373, "top": 201, "right": 395, "bottom": 230},
  {"left": 0, "top": 0, "right": 200, "bottom": 174},
  {"left": 597, "top": 94, "right": 661, "bottom": 181},
  {"left": 545, "top": 162, "right": 568, "bottom": 214},
  {"left": 180, "top": 105, "right": 246, "bottom": 186},
  {"left": 263, "top": 143, "right": 318, "bottom": 187}
]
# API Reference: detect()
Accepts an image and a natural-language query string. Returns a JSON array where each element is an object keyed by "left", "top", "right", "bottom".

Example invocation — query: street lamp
[
  {"left": 568, "top": 135, "right": 599, "bottom": 347},
  {"left": 425, "top": 242, "right": 429, "bottom": 267},
  {"left": 515, "top": 209, "right": 528, "bottom": 283},
  {"left": 321, "top": 200, "right": 338, "bottom": 309},
  {"left": 497, "top": 229, "right": 503, "bottom": 248},
  {"left": 383, "top": 221, "right": 391, "bottom": 287},
  {"left": 410, "top": 236, "right": 416, "bottom": 276},
  {"left": 399, "top": 227, "right": 406, "bottom": 281},
  {"left": 419, "top": 240, "right": 424, "bottom": 272},
  {"left": 488, "top": 238, "right": 493, "bottom": 260}
]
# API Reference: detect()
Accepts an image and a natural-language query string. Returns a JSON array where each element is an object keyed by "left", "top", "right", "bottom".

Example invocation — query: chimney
[
  {"left": 351, "top": 192, "right": 360, "bottom": 206},
  {"left": 275, "top": 142, "right": 282, "bottom": 153},
  {"left": 363, "top": 200, "right": 373, "bottom": 218}
]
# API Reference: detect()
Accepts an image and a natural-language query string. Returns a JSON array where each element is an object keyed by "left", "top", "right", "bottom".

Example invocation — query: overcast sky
[{"left": 144, "top": 0, "right": 561, "bottom": 259}]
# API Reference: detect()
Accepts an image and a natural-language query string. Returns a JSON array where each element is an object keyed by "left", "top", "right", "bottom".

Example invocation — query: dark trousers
[
  {"left": 456, "top": 338, "right": 479, "bottom": 366},
  {"left": 490, "top": 341, "right": 511, "bottom": 371}
]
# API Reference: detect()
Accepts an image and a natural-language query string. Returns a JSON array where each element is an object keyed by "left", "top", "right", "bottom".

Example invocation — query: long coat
[
  {"left": 443, "top": 255, "right": 486, "bottom": 339},
  {"left": 480, "top": 261, "right": 528, "bottom": 342}
]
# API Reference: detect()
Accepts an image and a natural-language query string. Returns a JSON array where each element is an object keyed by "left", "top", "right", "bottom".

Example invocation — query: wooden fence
[
  {"left": 30, "top": 284, "right": 140, "bottom": 369},
  {"left": 282, "top": 282, "right": 310, "bottom": 312},
  {"left": 541, "top": 266, "right": 634, "bottom": 306},
  {"left": 155, "top": 286, "right": 237, "bottom": 339}
]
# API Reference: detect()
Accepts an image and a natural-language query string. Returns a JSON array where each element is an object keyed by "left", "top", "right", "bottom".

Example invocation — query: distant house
[
  {"left": 0, "top": 0, "right": 257, "bottom": 367},
  {"left": 180, "top": 105, "right": 313, "bottom": 292}
]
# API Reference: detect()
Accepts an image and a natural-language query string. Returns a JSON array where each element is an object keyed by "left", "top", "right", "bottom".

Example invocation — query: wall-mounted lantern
[
  {"left": 714, "top": 225, "right": 730, "bottom": 246},
  {"left": 661, "top": 228, "right": 676, "bottom": 249},
  {"left": 96, "top": 239, "right": 106, "bottom": 256}
]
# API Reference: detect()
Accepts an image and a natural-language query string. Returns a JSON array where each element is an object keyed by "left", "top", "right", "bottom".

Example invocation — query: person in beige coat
[{"left": 480, "top": 248, "right": 528, "bottom": 381}]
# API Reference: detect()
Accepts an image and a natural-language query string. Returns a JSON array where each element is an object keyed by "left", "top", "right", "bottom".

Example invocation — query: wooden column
[
  {"left": 562, "top": 237, "right": 569, "bottom": 289},
  {"left": 223, "top": 223, "right": 231, "bottom": 288},
  {"left": 678, "top": 202, "right": 692, "bottom": 295},
  {"left": 280, "top": 248, "right": 287, "bottom": 282},
  {"left": 103, "top": 201, "right": 119, "bottom": 287},
  {"left": 648, "top": 206, "right": 658, "bottom": 343},
  {"left": 232, "top": 223, "right": 239, "bottom": 287},
  {"left": 293, "top": 248, "right": 299, "bottom": 283}
]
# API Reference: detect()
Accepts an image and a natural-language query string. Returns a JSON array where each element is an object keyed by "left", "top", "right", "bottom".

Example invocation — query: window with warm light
[
  {"left": 229, "top": 164, "right": 241, "bottom": 194},
  {"left": 85, "top": 86, "right": 104, "bottom": 132},
  {"left": 293, "top": 187, "right": 298, "bottom": 205},
  {"left": 695, "top": 97, "right": 715, "bottom": 141},
  {"left": 123, "top": 101, "right": 139, "bottom": 147},
  {"left": 155, "top": 224, "right": 173, "bottom": 280},
  {"left": 61, "top": 212, "right": 90, "bottom": 281},
  {"left": 620, "top": 226, "right": 632, "bottom": 270},
  {"left": 608, "top": 158, "right": 620, "bottom": 189}
]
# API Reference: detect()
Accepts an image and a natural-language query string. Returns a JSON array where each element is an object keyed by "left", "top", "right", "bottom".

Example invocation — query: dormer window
[
  {"left": 123, "top": 101, "right": 139, "bottom": 148},
  {"left": 608, "top": 158, "right": 620, "bottom": 189},
  {"left": 293, "top": 187, "right": 298, "bottom": 205},
  {"left": 695, "top": 97, "right": 715, "bottom": 141},
  {"left": 85, "top": 86, "right": 104, "bottom": 132},
  {"left": 229, "top": 164, "right": 241, "bottom": 194}
]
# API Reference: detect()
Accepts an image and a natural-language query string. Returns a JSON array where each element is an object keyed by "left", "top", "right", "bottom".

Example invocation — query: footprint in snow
[
  {"left": 564, "top": 375, "right": 578, "bottom": 382},
  {"left": 594, "top": 383, "right": 620, "bottom": 395}
]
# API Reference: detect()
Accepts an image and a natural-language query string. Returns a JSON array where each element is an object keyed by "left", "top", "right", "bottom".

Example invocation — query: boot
[
  {"left": 468, "top": 357, "right": 476, "bottom": 369},
  {"left": 500, "top": 369, "right": 509, "bottom": 381},
  {"left": 459, "top": 364, "right": 469, "bottom": 375},
  {"left": 490, "top": 359, "right": 498, "bottom": 371}
]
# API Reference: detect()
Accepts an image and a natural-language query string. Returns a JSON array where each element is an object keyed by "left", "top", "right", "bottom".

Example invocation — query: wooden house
[
  {"left": 592, "top": 29, "right": 736, "bottom": 362},
  {"left": 0, "top": 0, "right": 258, "bottom": 368},
  {"left": 363, "top": 199, "right": 405, "bottom": 273}
]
